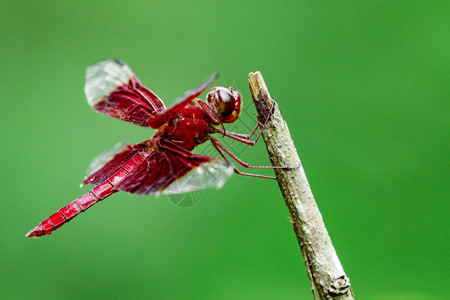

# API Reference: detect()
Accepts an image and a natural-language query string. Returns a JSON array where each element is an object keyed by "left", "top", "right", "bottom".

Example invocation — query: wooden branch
[{"left": 248, "top": 72, "right": 354, "bottom": 299}]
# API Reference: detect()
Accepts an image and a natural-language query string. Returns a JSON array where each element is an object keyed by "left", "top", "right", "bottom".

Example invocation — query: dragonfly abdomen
[{"left": 26, "top": 151, "right": 150, "bottom": 237}]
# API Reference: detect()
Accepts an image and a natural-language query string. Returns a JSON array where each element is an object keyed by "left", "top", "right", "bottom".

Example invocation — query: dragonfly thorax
[{"left": 161, "top": 106, "right": 211, "bottom": 151}]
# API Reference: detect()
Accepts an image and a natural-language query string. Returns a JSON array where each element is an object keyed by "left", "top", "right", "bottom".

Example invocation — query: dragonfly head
[{"left": 207, "top": 87, "right": 241, "bottom": 123}]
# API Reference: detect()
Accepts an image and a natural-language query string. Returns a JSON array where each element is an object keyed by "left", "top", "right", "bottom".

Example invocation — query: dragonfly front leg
[
  {"left": 214, "top": 122, "right": 260, "bottom": 140},
  {"left": 212, "top": 99, "right": 276, "bottom": 145}
]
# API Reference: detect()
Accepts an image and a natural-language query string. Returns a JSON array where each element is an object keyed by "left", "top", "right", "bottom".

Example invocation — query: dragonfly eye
[{"left": 212, "top": 87, "right": 235, "bottom": 117}]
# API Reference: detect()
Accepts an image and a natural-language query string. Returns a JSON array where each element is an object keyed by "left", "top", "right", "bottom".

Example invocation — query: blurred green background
[{"left": 1, "top": 1, "right": 448, "bottom": 299}]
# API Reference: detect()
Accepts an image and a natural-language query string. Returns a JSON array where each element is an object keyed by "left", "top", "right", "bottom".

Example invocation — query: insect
[{"left": 26, "top": 59, "right": 278, "bottom": 237}]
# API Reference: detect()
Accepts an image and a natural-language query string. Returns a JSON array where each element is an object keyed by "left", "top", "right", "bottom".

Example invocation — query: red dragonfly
[{"left": 26, "top": 59, "right": 277, "bottom": 237}]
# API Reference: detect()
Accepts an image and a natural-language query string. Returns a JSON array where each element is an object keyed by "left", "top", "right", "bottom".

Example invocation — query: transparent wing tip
[
  {"left": 162, "top": 159, "right": 233, "bottom": 195},
  {"left": 84, "top": 59, "right": 134, "bottom": 106}
]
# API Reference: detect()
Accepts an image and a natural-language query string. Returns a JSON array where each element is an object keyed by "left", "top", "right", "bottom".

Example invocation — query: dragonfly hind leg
[{"left": 209, "top": 137, "right": 297, "bottom": 180}]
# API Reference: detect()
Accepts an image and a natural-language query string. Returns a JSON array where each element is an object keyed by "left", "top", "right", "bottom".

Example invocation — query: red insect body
[
  {"left": 27, "top": 152, "right": 149, "bottom": 237},
  {"left": 26, "top": 60, "right": 274, "bottom": 237}
]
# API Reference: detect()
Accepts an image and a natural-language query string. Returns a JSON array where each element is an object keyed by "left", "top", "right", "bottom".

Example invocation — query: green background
[{"left": 1, "top": 1, "right": 448, "bottom": 299}]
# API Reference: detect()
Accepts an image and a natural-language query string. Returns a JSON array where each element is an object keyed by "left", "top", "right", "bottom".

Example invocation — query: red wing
[
  {"left": 84, "top": 59, "right": 166, "bottom": 127},
  {"left": 83, "top": 141, "right": 150, "bottom": 186},
  {"left": 116, "top": 149, "right": 233, "bottom": 195},
  {"left": 147, "top": 73, "right": 218, "bottom": 128},
  {"left": 84, "top": 139, "right": 233, "bottom": 195}
]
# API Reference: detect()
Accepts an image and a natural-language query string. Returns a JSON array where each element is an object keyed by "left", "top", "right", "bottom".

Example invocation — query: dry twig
[{"left": 248, "top": 72, "right": 354, "bottom": 299}]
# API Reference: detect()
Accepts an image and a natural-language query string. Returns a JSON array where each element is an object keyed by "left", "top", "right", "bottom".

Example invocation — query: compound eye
[
  {"left": 215, "top": 87, "right": 235, "bottom": 116},
  {"left": 215, "top": 87, "right": 233, "bottom": 103}
]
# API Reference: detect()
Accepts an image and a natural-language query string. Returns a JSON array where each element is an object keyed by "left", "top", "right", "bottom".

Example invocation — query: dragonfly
[{"left": 26, "top": 59, "right": 279, "bottom": 237}]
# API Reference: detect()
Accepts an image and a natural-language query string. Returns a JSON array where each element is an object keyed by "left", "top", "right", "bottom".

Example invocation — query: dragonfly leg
[
  {"left": 217, "top": 122, "right": 260, "bottom": 140},
  {"left": 210, "top": 137, "right": 300, "bottom": 180},
  {"left": 210, "top": 139, "right": 276, "bottom": 179},
  {"left": 213, "top": 99, "right": 276, "bottom": 145},
  {"left": 210, "top": 137, "right": 294, "bottom": 170}
]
